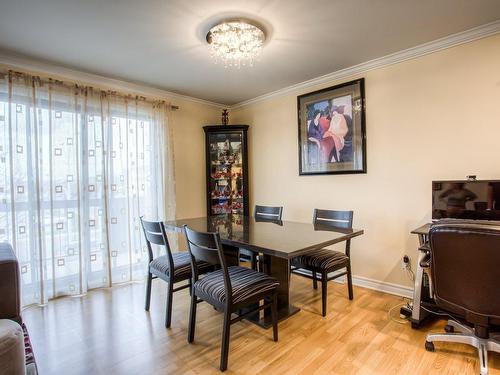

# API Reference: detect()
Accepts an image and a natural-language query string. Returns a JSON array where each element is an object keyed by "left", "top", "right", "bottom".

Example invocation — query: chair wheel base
[
  {"left": 444, "top": 324, "right": 454, "bottom": 333},
  {"left": 425, "top": 341, "right": 435, "bottom": 352}
]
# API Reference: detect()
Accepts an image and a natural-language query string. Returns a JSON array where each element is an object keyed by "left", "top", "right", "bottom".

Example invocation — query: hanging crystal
[{"left": 207, "top": 21, "right": 265, "bottom": 68}]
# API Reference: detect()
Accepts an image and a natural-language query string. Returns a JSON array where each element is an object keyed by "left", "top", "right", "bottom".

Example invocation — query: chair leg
[
  {"left": 145, "top": 272, "right": 153, "bottom": 311},
  {"left": 312, "top": 271, "right": 318, "bottom": 290},
  {"left": 165, "top": 281, "right": 174, "bottom": 328},
  {"left": 251, "top": 253, "right": 257, "bottom": 271},
  {"left": 188, "top": 292, "right": 197, "bottom": 343},
  {"left": 479, "top": 342, "right": 488, "bottom": 375},
  {"left": 259, "top": 254, "right": 266, "bottom": 273},
  {"left": 346, "top": 261, "right": 354, "bottom": 300},
  {"left": 220, "top": 309, "right": 232, "bottom": 371},
  {"left": 321, "top": 272, "right": 328, "bottom": 317},
  {"left": 271, "top": 294, "right": 278, "bottom": 342},
  {"left": 426, "top": 330, "right": 498, "bottom": 375}
]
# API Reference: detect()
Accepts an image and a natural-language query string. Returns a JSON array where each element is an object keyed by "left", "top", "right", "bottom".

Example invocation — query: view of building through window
[{"left": 0, "top": 76, "right": 167, "bottom": 306}]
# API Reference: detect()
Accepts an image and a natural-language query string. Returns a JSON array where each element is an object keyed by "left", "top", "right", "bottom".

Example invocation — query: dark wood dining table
[{"left": 164, "top": 215, "right": 364, "bottom": 328}]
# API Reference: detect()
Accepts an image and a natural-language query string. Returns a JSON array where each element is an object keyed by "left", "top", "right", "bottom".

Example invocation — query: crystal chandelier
[{"left": 206, "top": 20, "right": 265, "bottom": 68}]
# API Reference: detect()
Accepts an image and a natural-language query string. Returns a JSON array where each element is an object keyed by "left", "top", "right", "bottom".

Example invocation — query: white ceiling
[{"left": 1, "top": 0, "right": 499, "bottom": 105}]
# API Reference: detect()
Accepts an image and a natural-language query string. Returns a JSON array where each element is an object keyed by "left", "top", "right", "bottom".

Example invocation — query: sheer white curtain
[{"left": 0, "top": 70, "right": 175, "bottom": 307}]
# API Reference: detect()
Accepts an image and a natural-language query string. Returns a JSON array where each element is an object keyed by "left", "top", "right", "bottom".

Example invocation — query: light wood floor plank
[{"left": 22, "top": 275, "right": 500, "bottom": 374}]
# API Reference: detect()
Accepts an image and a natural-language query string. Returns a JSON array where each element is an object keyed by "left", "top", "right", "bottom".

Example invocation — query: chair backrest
[
  {"left": 313, "top": 209, "right": 353, "bottom": 229},
  {"left": 183, "top": 225, "right": 233, "bottom": 304},
  {"left": 0, "top": 243, "right": 21, "bottom": 322},
  {"left": 429, "top": 220, "right": 500, "bottom": 325},
  {"left": 255, "top": 205, "right": 283, "bottom": 221},
  {"left": 139, "top": 217, "right": 173, "bottom": 267}
]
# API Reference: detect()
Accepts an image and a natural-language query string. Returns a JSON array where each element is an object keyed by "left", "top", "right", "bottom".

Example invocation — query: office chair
[{"left": 424, "top": 220, "right": 500, "bottom": 375}]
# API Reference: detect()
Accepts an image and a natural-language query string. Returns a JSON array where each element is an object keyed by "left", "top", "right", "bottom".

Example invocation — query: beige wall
[
  {"left": 230, "top": 34, "right": 500, "bottom": 288},
  {"left": 5, "top": 34, "right": 498, "bottom": 289},
  {"left": 170, "top": 99, "right": 221, "bottom": 219}
]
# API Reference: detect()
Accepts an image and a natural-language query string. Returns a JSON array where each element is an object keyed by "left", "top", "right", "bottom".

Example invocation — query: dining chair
[
  {"left": 240, "top": 205, "right": 283, "bottom": 270},
  {"left": 183, "top": 225, "right": 279, "bottom": 372},
  {"left": 140, "top": 217, "right": 213, "bottom": 328},
  {"left": 254, "top": 205, "right": 284, "bottom": 221},
  {"left": 291, "top": 209, "right": 354, "bottom": 316}
]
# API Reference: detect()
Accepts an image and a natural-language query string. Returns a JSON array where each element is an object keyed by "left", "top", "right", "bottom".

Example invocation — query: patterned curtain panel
[{"left": 0, "top": 70, "right": 174, "bottom": 307}]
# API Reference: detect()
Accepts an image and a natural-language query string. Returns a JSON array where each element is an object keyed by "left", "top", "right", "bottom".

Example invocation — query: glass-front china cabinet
[{"left": 203, "top": 125, "right": 249, "bottom": 217}]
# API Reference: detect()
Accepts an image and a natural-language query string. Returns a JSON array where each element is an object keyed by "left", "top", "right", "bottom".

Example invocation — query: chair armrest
[
  {"left": 419, "top": 252, "right": 431, "bottom": 268},
  {"left": 0, "top": 319, "right": 25, "bottom": 375},
  {"left": 418, "top": 243, "right": 430, "bottom": 252}
]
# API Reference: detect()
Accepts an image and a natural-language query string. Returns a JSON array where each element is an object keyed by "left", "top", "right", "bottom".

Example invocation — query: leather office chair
[{"left": 424, "top": 220, "right": 500, "bottom": 375}]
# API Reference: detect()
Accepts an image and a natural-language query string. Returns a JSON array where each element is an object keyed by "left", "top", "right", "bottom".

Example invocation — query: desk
[
  {"left": 165, "top": 215, "right": 364, "bottom": 328},
  {"left": 409, "top": 223, "right": 436, "bottom": 328}
]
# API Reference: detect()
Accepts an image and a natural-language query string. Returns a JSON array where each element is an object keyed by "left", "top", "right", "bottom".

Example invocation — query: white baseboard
[
  {"left": 293, "top": 269, "right": 413, "bottom": 299},
  {"left": 349, "top": 275, "right": 413, "bottom": 299}
]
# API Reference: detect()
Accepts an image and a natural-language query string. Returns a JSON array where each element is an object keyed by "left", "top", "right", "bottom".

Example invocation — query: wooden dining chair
[
  {"left": 140, "top": 217, "right": 213, "bottom": 328},
  {"left": 254, "top": 205, "right": 284, "bottom": 221},
  {"left": 240, "top": 205, "right": 283, "bottom": 270},
  {"left": 184, "top": 225, "right": 279, "bottom": 372},
  {"left": 291, "top": 209, "right": 354, "bottom": 316}
]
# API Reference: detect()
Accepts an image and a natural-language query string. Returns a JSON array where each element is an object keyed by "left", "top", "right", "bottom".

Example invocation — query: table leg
[{"left": 245, "top": 254, "right": 300, "bottom": 329}]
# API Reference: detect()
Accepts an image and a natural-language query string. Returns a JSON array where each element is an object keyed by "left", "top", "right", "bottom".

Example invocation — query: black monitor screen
[{"left": 432, "top": 180, "right": 500, "bottom": 221}]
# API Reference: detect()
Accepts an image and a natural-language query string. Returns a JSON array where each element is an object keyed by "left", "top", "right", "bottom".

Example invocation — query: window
[{"left": 0, "top": 71, "right": 171, "bottom": 306}]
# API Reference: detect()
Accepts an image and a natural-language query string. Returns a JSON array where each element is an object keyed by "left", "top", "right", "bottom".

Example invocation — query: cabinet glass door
[{"left": 208, "top": 132, "right": 244, "bottom": 215}]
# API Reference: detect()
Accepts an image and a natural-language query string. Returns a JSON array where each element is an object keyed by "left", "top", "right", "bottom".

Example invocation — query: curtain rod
[{"left": 2, "top": 69, "right": 180, "bottom": 111}]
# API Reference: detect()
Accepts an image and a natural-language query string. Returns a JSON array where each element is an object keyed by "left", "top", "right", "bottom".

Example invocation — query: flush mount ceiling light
[{"left": 206, "top": 20, "right": 266, "bottom": 68}]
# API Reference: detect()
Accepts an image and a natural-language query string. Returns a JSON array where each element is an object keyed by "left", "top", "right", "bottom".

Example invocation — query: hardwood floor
[{"left": 23, "top": 275, "right": 500, "bottom": 375}]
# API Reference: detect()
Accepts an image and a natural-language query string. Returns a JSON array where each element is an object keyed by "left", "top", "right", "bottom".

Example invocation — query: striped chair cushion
[
  {"left": 292, "top": 249, "right": 349, "bottom": 271},
  {"left": 149, "top": 252, "right": 211, "bottom": 280},
  {"left": 194, "top": 266, "right": 279, "bottom": 304}
]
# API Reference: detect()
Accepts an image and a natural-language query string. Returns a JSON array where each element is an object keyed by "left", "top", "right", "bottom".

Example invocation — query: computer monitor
[{"left": 432, "top": 180, "right": 500, "bottom": 221}]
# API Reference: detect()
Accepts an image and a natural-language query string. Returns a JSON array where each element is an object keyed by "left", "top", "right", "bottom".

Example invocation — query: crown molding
[
  {"left": 2, "top": 19, "right": 499, "bottom": 111},
  {"left": 0, "top": 52, "right": 228, "bottom": 109},
  {"left": 230, "top": 20, "right": 500, "bottom": 109}
]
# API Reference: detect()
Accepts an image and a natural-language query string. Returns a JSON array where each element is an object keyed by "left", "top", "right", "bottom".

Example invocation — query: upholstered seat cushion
[
  {"left": 194, "top": 266, "right": 279, "bottom": 304},
  {"left": 149, "top": 252, "right": 211, "bottom": 280},
  {"left": 292, "top": 249, "right": 349, "bottom": 271}
]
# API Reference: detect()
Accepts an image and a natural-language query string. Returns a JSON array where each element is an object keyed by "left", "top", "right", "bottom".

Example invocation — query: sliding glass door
[{"left": 0, "top": 71, "right": 170, "bottom": 306}]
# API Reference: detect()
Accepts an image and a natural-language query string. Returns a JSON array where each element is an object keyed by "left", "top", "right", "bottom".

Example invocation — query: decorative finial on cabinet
[{"left": 221, "top": 109, "right": 229, "bottom": 125}]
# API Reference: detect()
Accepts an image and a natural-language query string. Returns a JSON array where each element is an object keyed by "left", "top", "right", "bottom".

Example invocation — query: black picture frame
[{"left": 297, "top": 78, "right": 366, "bottom": 175}]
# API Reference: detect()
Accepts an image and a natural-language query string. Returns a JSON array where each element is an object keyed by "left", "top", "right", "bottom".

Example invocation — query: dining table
[{"left": 164, "top": 214, "right": 364, "bottom": 328}]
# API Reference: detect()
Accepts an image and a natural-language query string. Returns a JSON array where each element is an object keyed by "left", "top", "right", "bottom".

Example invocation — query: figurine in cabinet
[{"left": 204, "top": 125, "right": 249, "bottom": 217}]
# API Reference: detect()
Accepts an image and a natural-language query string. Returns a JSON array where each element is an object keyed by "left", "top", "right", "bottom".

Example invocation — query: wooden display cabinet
[{"left": 203, "top": 125, "right": 249, "bottom": 217}]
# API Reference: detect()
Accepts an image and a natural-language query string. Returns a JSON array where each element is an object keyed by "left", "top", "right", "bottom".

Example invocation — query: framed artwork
[{"left": 297, "top": 78, "right": 366, "bottom": 175}]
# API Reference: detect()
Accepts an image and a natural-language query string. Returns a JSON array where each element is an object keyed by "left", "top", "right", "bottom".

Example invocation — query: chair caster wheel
[
  {"left": 444, "top": 324, "right": 454, "bottom": 333},
  {"left": 425, "top": 341, "right": 435, "bottom": 352}
]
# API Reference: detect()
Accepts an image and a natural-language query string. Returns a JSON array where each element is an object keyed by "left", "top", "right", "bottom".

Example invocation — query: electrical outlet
[{"left": 402, "top": 255, "right": 411, "bottom": 269}]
